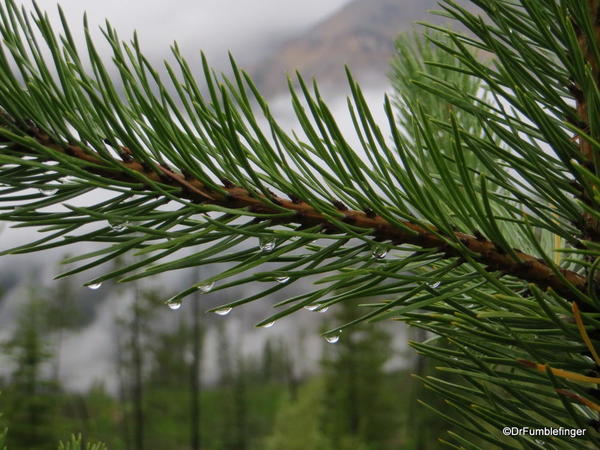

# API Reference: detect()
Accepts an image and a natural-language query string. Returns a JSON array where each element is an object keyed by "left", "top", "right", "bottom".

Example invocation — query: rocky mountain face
[{"left": 250, "top": 0, "right": 466, "bottom": 97}]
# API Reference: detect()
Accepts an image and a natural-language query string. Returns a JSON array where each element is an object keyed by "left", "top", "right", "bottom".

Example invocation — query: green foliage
[
  {"left": 390, "top": 29, "right": 485, "bottom": 145},
  {"left": 263, "top": 379, "right": 332, "bottom": 450},
  {"left": 2, "top": 293, "right": 60, "bottom": 449},
  {"left": 261, "top": 338, "right": 292, "bottom": 383},
  {"left": 0, "top": 0, "right": 599, "bottom": 447},
  {"left": 320, "top": 301, "right": 396, "bottom": 449},
  {"left": 0, "top": 406, "right": 6, "bottom": 450},
  {"left": 0, "top": 0, "right": 561, "bottom": 318},
  {"left": 57, "top": 434, "right": 107, "bottom": 450}
]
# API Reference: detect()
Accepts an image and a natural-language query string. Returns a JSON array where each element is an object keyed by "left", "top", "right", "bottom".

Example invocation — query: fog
[{"left": 25, "top": 0, "right": 352, "bottom": 69}]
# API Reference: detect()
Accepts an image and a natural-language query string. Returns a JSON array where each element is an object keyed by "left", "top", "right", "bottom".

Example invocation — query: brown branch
[
  {"left": 575, "top": 2, "right": 600, "bottom": 242},
  {"left": 2, "top": 119, "right": 590, "bottom": 302},
  {"left": 571, "top": 2, "right": 600, "bottom": 301}
]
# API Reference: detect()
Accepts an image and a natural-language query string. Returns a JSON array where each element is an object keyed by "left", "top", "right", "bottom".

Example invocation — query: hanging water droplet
[
  {"left": 324, "top": 333, "right": 341, "bottom": 344},
  {"left": 166, "top": 298, "right": 182, "bottom": 310},
  {"left": 428, "top": 281, "right": 441, "bottom": 289},
  {"left": 317, "top": 306, "right": 329, "bottom": 313},
  {"left": 86, "top": 282, "right": 102, "bottom": 290},
  {"left": 109, "top": 219, "right": 128, "bottom": 232},
  {"left": 62, "top": 175, "right": 79, "bottom": 184},
  {"left": 214, "top": 307, "right": 232, "bottom": 316},
  {"left": 38, "top": 186, "right": 58, "bottom": 196},
  {"left": 259, "top": 236, "right": 276, "bottom": 253},
  {"left": 197, "top": 281, "right": 215, "bottom": 293},
  {"left": 371, "top": 244, "right": 388, "bottom": 260},
  {"left": 275, "top": 276, "right": 290, "bottom": 283},
  {"left": 304, "top": 304, "right": 319, "bottom": 311},
  {"left": 260, "top": 321, "right": 275, "bottom": 328}
]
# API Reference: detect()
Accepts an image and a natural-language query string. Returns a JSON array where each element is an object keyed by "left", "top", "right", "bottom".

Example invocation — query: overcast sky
[{"left": 23, "top": 0, "right": 352, "bottom": 68}]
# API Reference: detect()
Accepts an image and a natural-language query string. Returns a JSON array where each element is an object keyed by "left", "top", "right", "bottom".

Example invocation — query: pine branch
[
  {"left": 0, "top": 0, "right": 596, "bottom": 318},
  {"left": 5, "top": 112, "right": 588, "bottom": 302},
  {"left": 1, "top": 0, "right": 600, "bottom": 444}
]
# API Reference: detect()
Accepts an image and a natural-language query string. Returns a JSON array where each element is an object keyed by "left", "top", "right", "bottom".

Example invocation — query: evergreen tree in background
[
  {"left": 320, "top": 300, "right": 396, "bottom": 449},
  {"left": 115, "top": 286, "right": 163, "bottom": 450},
  {"left": 263, "top": 380, "right": 331, "bottom": 450},
  {"left": 0, "top": 396, "right": 7, "bottom": 450},
  {"left": 189, "top": 281, "right": 204, "bottom": 450},
  {"left": 2, "top": 291, "right": 59, "bottom": 449},
  {"left": 45, "top": 275, "right": 82, "bottom": 384},
  {"left": 0, "top": 0, "right": 600, "bottom": 447}
]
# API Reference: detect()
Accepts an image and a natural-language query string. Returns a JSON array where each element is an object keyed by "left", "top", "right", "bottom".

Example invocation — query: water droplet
[
  {"left": 214, "top": 307, "right": 232, "bottom": 316},
  {"left": 166, "top": 298, "right": 182, "bottom": 310},
  {"left": 275, "top": 276, "right": 290, "bottom": 283},
  {"left": 304, "top": 304, "right": 319, "bottom": 311},
  {"left": 109, "top": 219, "right": 128, "bottom": 232},
  {"left": 260, "top": 321, "right": 275, "bottom": 328},
  {"left": 38, "top": 186, "right": 58, "bottom": 196},
  {"left": 259, "top": 237, "right": 276, "bottom": 253},
  {"left": 324, "top": 333, "right": 341, "bottom": 344},
  {"left": 371, "top": 244, "right": 388, "bottom": 260},
  {"left": 197, "top": 281, "right": 215, "bottom": 293},
  {"left": 62, "top": 175, "right": 79, "bottom": 184},
  {"left": 317, "top": 306, "right": 329, "bottom": 313},
  {"left": 86, "top": 282, "right": 102, "bottom": 290},
  {"left": 428, "top": 281, "right": 441, "bottom": 289}
]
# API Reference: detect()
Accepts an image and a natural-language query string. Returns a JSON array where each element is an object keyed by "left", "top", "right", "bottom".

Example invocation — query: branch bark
[
  {"left": 571, "top": 1, "right": 600, "bottom": 295},
  {"left": 2, "top": 118, "right": 590, "bottom": 303}
]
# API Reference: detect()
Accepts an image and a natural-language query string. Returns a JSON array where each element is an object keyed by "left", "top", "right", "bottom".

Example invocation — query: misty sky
[{"left": 24, "top": 0, "right": 352, "bottom": 68}]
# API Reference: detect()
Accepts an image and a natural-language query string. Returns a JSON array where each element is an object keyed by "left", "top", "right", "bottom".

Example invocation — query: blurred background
[{"left": 0, "top": 1, "right": 470, "bottom": 448}]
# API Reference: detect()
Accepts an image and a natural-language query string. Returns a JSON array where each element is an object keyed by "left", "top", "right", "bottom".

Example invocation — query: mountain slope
[{"left": 250, "top": 0, "right": 459, "bottom": 96}]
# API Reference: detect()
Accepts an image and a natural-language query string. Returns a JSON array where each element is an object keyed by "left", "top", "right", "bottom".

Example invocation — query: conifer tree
[
  {"left": 263, "top": 380, "right": 331, "bottom": 450},
  {"left": 320, "top": 300, "right": 396, "bottom": 449},
  {"left": 2, "top": 292, "right": 60, "bottom": 449},
  {"left": 57, "top": 434, "right": 107, "bottom": 450},
  {"left": 0, "top": 0, "right": 600, "bottom": 447}
]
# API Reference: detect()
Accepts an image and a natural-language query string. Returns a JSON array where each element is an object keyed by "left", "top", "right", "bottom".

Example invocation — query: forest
[{"left": 0, "top": 274, "right": 458, "bottom": 449}]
